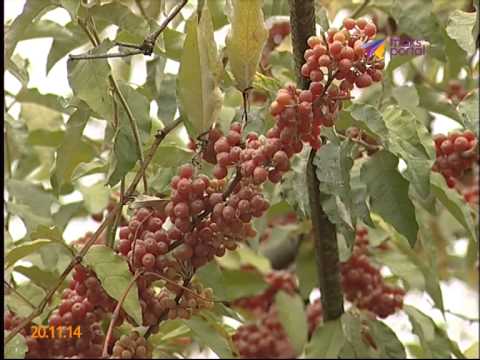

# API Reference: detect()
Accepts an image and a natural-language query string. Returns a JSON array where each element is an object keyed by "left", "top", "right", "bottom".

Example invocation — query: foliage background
[{"left": 3, "top": 0, "right": 479, "bottom": 358}]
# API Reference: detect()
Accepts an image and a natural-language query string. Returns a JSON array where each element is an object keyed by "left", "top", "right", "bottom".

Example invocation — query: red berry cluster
[
  {"left": 232, "top": 307, "right": 296, "bottom": 359},
  {"left": 433, "top": 131, "right": 478, "bottom": 188},
  {"left": 306, "top": 298, "right": 323, "bottom": 336},
  {"left": 446, "top": 80, "right": 468, "bottom": 103},
  {"left": 233, "top": 270, "right": 298, "bottom": 315},
  {"left": 268, "top": 19, "right": 382, "bottom": 151},
  {"left": 340, "top": 228, "right": 403, "bottom": 318},
  {"left": 110, "top": 331, "right": 152, "bottom": 359}
]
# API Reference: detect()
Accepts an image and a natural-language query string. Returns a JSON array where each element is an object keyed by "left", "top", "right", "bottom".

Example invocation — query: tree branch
[
  {"left": 289, "top": 0, "right": 344, "bottom": 321},
  {"left": 102, "top": 270, "right": 143, "bottom": 358},
  {"left": 4, "top": 118, "right": 182, "bottom": 345},
  {"left": 68, "top": 0, "right": 188, "bottom": 61}
]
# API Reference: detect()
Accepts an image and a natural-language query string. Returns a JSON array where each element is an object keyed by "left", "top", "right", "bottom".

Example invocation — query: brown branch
[
  {"left": 68, "top": 0, "right": 188, "bottom": 61},
  {"left": 102, "top": 270, "right": 143, "bottom": 358},
  {"left": 289, "top": 0, "right": 344, "bottom": 321},
  {"left": 4, "top": 119, "right": 183, "bottom": 345}
]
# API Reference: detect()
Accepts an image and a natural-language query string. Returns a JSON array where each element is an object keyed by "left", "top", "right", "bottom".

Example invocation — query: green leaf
[
  {"left": 446, "top": 10, "right": 478, "bottom": 56},
  {"left": 275, "top": 291, "right": 308, "bottom": 356},
  {"left": 6, "top": 203, "right": 52, "bottom": 233},
  {"left": 177, "top": 6, "right": 223, "bottom": 139},
  {"left": 305, "top": 319, "right": 345, "bottom": 358},
  {"left": 372, "top": 245, "right": 425, "bottom": 290},
  {"left": 416, "top": 85, "right": 463, "bottom": 124},
  {"left": 47, "top": 22, "right": 90, "bottom": 73},
  {"left": 349, "top": 103, "right": 389, "bottom": 140},
  {"left": 4, "top": 332, "right": 27, "bottom": 359},
  {"left": 208, "top": 0, "right": 229, "bottom": 29},
  {"left": 7, "top": 179, "right": 55, "bottom": 219},
  {"left": 59, "top": 0, "right": 80, "bottom": 19},
  {"left": 313, "top": 140, "right": 357, "bottom": 243},
  {"left": 83, "top": 245, "right": 142, "bottom": 325},
  {"left": 5, "top": 239, "right": 53, "bottom": 268},
  {"left": 51, "top": 107, "right": 95, "bottom": 194},
  {"left": 27, "top": 129, "right": 64, "bottom": 147},
  {"left": 341, "top": 312, "right": 375, "bottom": 357},
  {"left": 361, "top": 151, "right": 419, "bottom": 247},
  {"left": 404, "top": 305, "right": 463, "bottom": 358},
  {"left": 16, "top": 87, "right": 67, "bottom": 113},
  {"left": 383, "top": 105, "right": 434, "bottom": 198},
  {"left": 391, "top": 0, "right": 444, "bottom": 59},
  {"left": 430, "top": 172, "right": 477, "bottom": 242},
  {"left": 464, "top": 342, "right": 479, "bottom": 359},
  {"left": 314, "top": 1, "right": 330, "bottom": 31},
  {"left": 225, "top": 0, "right": 268, "bottom": 91},
  {"left": 79, "top": 181, "right": 110, "bottom": 214},
  {"left": 366, "top": 318, "right": 406, "bottom": 358},
  {"left": 458, "top": 89, "right": 479, "bottom": 136},
  {"left": 162, "top": 28, "right": 186, "bottom": 61},
  {"left": 156, "top": 74, "right": 178, "bottom": 124},
  {"left": 195, "top": 262, "right": 268, "bottom": 301},
  {"left": 4, "top": 0, "right": 55, "bottom": 58},
  {"left": 6, "top": 282, "right": 46, "bottom": 318},
  {"left": 184, "top": 315, "right": 234, "bottom": 358},
  {"left": 107, "top": 82, "right": 152, "bottom": 186},
  {"left": 67, "top": 40, "right": 113, "bottom": 120},
  {"left": 13, "top": 265, "right": 59, "bottom": 290},
  {"left": 91, "top": 2, "right": 149, "bottom": 37},
  {"left": 152, "top": 145, "right": 194, "bottom": 168}
]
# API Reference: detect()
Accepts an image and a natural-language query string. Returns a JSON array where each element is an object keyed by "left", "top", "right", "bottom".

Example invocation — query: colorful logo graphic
[{"left": 362, "top": 39, "right": 385, "bottom": 60}]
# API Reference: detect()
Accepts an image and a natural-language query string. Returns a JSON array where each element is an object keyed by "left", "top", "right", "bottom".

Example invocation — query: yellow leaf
[{"left": 225, "top": 0, "right": 268, "bottom": 91}]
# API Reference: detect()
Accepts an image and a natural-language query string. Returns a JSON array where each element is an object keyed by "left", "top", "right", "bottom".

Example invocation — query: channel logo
[{"left": 362, "top": 39, "right": 385, "bottom": 60}]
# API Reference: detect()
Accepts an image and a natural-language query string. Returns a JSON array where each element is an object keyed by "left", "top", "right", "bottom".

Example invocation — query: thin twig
[
  {"left": 76, "top": 19, "right": 149, "bottom": 193},
  {"left": 107, "top": 179, "right": 125, "bottom": 249},
  {"left": 349, "top": 0, "right": 371, "bottom": 23},
  {"left": 68, "top": 0, "right": 189, "bottom": 61},
  {"left": 4, "top": 126, "right": 13, "bottom": 231},
  {"left": 444, "top": 309, "right": 479, "bottom": 322},
  {"left": 4, "top": 119, "right": 183, "bottom": 345},
  {"left": 4, "top": 281, "right": 36, "bottom": 310},
  {"left": 102, "top": 270, "right": 144, "bottom": 358},
  {"left": 336, "top": 133, "right": 383, "bottom": 151}
]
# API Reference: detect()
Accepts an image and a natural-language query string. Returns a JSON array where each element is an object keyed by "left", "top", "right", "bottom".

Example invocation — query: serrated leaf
[
  {"left": 184, "top": 315, "right": 234, "bottom": 358},
  {"left": 67, "top": 40, "right": 113, "bottom": 120},
  {"left": 4, "top": 332, "right": 27, "bottom": 359},
  {"left": 225, "top": 0, "right": 268, "bottom": 91},
  {"left": 446, "top": 10, "right": 478, "bottom": 56},
  {"left": 83, "top": 245, "right": 142, "bottom": 325},
  {"left": 177, "top": 6, "right": 223, "bottom": 139},
  {"left": 458, "top": 89, "right": 479, "bottom": 136},
  {"left": 5, "top": 239, "right": 53, "bottom": 268},
  {"left": 275, "top": 291, "right": 308, "bottom": 356},
  {"left": 383, "top": 105, "right": 434, "bottom": 198},
  {"left": 51, "top": 107, "right": 95, "bottom": 194},
  {"left": 430, "top": 172, "right": 477, "bottom": 242},
  {"left": 361, "top": 151, "right": 419, "bottom": 247},
  {"left": 305, "top": 318, "right": 345, "bottom": 358},
  {"left": 6, "top": 282, "right": 46, "bottom": 318},
  {"left": 107, "top": 82, "right": 152, "bottom": 186}
]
